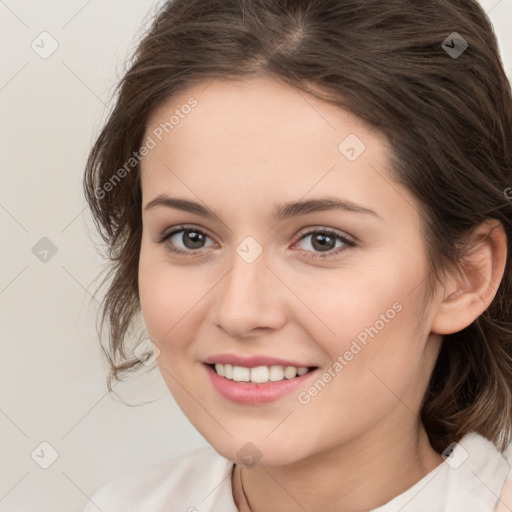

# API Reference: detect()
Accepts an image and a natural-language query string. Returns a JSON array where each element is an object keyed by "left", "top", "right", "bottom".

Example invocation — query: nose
[{"left": 212, "top": 249, "right": 288, "bottom": 339}]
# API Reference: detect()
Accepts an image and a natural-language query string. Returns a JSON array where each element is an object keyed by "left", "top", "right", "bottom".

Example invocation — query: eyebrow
[{"left": 143, "top": 194, "right": 379, "bottom": 222}]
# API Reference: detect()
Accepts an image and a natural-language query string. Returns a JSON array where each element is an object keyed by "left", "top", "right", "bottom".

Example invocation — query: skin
[{"left": 137, "top": 76, "right": 501, "bottom": 511}]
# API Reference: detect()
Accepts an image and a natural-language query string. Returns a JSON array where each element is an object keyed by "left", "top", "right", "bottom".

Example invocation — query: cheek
[
  {"left": 301, "top": 251, "right": 430, "bottom": 384},
  {"left": 295, "top": 261, "right": 414, "bottom": 347},
  {"left": 315, "top": 297, "right": 432, "bottom": 427},
  {"left": 138, "top": 243, "right": 213, "bottom": 355}
]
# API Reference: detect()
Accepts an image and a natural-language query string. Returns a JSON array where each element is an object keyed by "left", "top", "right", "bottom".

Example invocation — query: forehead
[
  {"left": 145, "top": 76, "right": 379, "bottom": 156},
  {"left": 140, "top": 76, "right": 418, "bottom": 225}
]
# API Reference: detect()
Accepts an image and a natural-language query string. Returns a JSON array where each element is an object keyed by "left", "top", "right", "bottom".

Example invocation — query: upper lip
[{"left": 203, "top": 354, "right": 317, "bottom": 368}]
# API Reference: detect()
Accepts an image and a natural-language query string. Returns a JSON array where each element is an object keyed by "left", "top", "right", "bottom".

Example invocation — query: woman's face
[{"left": 138, "top": 76, "right": 444, "bottom": 466}]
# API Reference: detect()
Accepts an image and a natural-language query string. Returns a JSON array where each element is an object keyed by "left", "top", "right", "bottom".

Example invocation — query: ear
[{"left": 431, "top": 219, "right": 507, "bottom": 335}]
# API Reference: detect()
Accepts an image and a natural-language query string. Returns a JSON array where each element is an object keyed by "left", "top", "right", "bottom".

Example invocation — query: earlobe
[{"left": 431, "top": 219, "right": 507, "bottom": 336}]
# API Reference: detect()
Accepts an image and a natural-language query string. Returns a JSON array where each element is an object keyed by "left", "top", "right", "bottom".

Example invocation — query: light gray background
[{"left": 1, "top": 1, "right": 511, "bottom": 511}]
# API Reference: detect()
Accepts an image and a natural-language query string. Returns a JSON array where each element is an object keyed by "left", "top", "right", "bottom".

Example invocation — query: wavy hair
[{"left": 83, "top": 0, "right": 512, "bottom": 453}]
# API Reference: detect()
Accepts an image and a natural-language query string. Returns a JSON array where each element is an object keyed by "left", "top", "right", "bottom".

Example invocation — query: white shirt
[{"left": 83, "top": 431, "right": 512, "bottom": 512}]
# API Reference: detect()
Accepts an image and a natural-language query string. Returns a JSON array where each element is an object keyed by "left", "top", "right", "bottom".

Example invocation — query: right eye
[{"left": 158, "top": 225, "right": 217, "bottom": 257}]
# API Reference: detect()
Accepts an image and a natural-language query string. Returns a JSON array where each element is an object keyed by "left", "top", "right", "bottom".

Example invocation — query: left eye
[{"left": 293, "top": 229, "right": 355, "bottom": 258}]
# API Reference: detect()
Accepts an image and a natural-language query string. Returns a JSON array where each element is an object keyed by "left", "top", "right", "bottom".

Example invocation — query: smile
[
  {"left": 204, "top": 363, "right": 319, "bottom": 405},
  {"left": 211, "top": 363, "right": 313, "bottom": 383}
]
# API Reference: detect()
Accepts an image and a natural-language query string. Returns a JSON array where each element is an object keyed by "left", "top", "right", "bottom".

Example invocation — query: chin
[{"left": 206, "top": 434, "right": 309, "bottom": 468}]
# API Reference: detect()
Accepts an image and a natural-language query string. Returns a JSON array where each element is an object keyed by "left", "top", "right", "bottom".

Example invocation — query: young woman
[{"left": 82, "top": 0, "right": 512, "bottom": 510}]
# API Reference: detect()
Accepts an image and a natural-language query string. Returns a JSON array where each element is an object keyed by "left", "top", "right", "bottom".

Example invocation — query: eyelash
[{"left": 157, "top": 225, "right": 356, "bottom": 260}]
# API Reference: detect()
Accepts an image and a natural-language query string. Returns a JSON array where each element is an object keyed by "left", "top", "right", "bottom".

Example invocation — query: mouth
[
  {"left": 203, "top": 361, "right": 320, "bottom": 405},
  {"left": 206, "top": 362, "right": 318, "bottom": 384}
]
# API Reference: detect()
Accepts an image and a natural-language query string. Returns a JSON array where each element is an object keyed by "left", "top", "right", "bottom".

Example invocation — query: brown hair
[{"left": 83, "top": 0, "right": 512, "bottom": 453}]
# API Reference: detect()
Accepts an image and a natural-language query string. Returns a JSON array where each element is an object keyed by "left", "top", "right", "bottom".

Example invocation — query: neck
[{"left": 232, "top": 424, "right": 443, "bottom": 512}]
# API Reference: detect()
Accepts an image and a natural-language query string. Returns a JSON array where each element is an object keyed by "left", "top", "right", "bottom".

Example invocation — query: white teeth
[
  {"left": 212, "top": 363, "right": 310, "bottom": 383},
  {"left": 232, "top": 366, "right": 250, "bottom": 382},
  {"left": 269, "top": 365, "right": 285, "bottom": 381},
  {"left": 250, "top": 366, "right": 269, "bottom": 383},
  {"left": 224, "top": 364, "right": 233, "bottom": 379},
  {"left": 284, "top": 366, "right": 297, "bottom": 379}
]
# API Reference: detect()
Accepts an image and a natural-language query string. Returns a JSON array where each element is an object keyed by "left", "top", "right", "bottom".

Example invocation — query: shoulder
[
  {"left": 496, "top": 437, "right": 512, "bottom": 511},
  {"left": 446, "top": 431, "right": 512, "bottom": 511},
  {"left": 83, "top": 445, "right": 237, "bottom": 512}
]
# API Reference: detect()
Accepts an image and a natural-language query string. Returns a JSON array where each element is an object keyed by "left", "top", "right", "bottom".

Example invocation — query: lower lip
[{"left": 204, "top": 364, "right": 318, "bottom": 405}]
